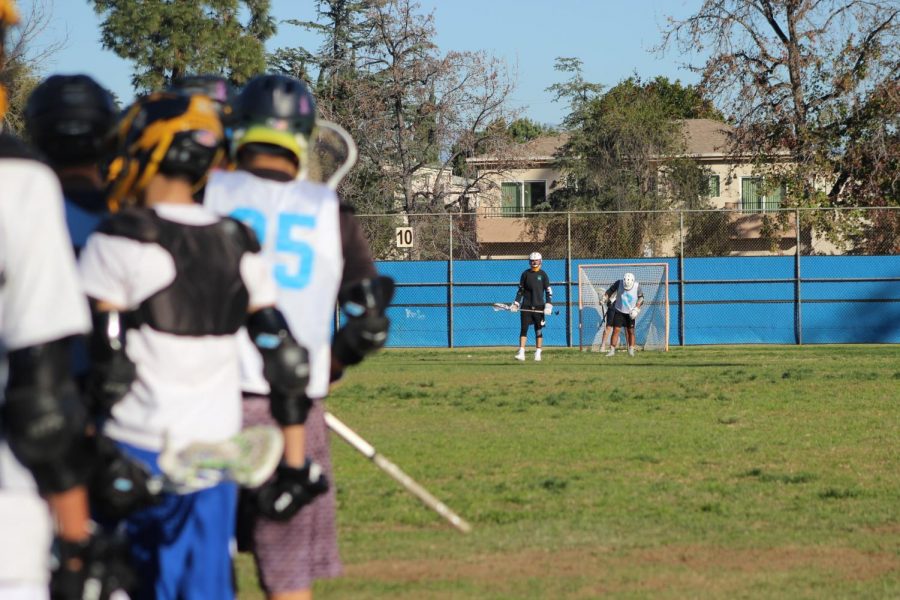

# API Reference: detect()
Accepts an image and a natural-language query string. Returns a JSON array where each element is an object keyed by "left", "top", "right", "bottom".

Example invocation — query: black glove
[
  {"left": 255, "top": 460, "right": 329, "bottom": 522},
  {"left": 89, "top": 435, "right": 159, "bottom": 521},
  {"left": 50, "top": 530, "right": 137, "bottom": 600},
  {"left": 332, "top": 314, "right": 390, "bottom": 366}
]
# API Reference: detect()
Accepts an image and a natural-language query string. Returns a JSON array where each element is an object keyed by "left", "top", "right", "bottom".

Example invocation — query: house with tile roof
[{"left": 466, "top": 119, "right": 800, "bottom": 256}]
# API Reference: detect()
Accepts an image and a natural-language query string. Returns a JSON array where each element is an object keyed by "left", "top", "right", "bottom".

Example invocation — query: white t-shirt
[
  {"left": 614, "top": 280, "right": 642, "bottom": 314},
  {"left": 0, "top": 156, "right": 89, "bottom": 585},
  {"left": 204, "top": 170, "right": 344, "bottom": 399},
  {"left": 79, "top": 203, "right": 278, "bottom": 452}
]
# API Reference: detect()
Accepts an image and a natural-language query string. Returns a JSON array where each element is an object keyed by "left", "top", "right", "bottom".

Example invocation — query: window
[
  {"left": 708, "top": 175, "right": 720, "bottom": 197},
  {"left": 741, "top": 178, "right": 784, "bottom": 212},
  {"left": 524, "top": 180, "right": 546, "bottom": 209},
  {"left": 500, "top": 181, "right": 546, "bottom": 216}
]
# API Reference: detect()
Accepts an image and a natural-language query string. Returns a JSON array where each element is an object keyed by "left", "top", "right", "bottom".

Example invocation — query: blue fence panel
[
  {"left": 800, "top": 256, "right": 900, "bottom": 343},
  {"left": 376, "top": 255, "right": 899, "bottom": 347}
]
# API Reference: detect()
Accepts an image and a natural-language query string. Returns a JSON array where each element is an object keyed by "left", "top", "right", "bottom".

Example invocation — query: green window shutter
[
  {"left": 742, "top": 178, "right": 761, "bottom": 212},
  {"left": 501, "top": 182, "right": 519, "bottom": 216},
  {"left": 708, "top": 175, "right": 720, "bottom": 197}
]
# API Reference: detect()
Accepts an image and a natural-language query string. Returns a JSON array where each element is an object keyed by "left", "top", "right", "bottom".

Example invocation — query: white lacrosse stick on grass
[
  {"left": 154, "top": 425, "right": 284, "bottom": 494},
  {"left": 325, "top": 411, "right": 472, "bottom": 534}
]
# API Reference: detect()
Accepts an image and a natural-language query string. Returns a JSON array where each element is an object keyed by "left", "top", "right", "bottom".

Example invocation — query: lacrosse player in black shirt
[{"left": 511, "top": 252, "right": 553, "bottom": 361}]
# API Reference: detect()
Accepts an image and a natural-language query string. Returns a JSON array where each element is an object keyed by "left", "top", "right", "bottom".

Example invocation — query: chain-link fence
[{"left": 357, "top": 207, "right": 900, "bottom": 348}]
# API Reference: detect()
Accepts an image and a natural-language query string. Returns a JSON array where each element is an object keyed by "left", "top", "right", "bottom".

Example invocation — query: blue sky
[{"left": 28, "top": 0, "right": 704, "bottom": 127}]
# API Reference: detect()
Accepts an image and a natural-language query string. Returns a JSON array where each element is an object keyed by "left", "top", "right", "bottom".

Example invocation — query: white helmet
[
  {"left": 623, "top": 272, "right": 635, "bottom": 290},
  {"left": 529, "top": 252, "right": 542, "bottom": 268}
]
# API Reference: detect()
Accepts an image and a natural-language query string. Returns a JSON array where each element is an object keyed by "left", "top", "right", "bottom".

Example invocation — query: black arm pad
[
  {"left": 2, "top": 338, "right": 92, "bottom": 494},
  {"left": 87, "top": 307, "right": 137, "bottom": 416},
  {"left": 246, "top": 307, "right": 311, "bottom": 426}
]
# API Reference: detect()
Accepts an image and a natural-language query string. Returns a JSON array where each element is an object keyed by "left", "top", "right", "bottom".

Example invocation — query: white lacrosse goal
[{"left": 578, "top": 263, "right": 670, "bottom": 352}]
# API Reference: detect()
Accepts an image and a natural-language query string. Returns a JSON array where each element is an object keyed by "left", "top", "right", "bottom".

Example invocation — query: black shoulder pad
[
  {"left": 220, "top": 217, "right": 261, "bottom": 253},
  {"left": 339, "top": 203, "right": 356, "bottom": 214},
  {"left": 97, "top": 208, "right": 160, "bottom": 243}
]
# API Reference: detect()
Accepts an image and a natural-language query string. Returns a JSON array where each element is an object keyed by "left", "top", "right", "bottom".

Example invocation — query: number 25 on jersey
[{"left": 230, "top": 208, "right": 316, "bottom": 290}]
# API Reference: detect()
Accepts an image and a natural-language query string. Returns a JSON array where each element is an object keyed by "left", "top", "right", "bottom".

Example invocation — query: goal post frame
[{"left": 578, "top": 262, "right": 670, "bottom": 352}]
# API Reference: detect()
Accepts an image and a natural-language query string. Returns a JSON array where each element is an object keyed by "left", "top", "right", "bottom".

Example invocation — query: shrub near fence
[{"left": 358, "top": 208, "right": 900, "bottom": 347}]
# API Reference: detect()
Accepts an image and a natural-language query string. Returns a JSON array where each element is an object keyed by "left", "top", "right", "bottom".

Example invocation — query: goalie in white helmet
[
  {"left": 511, "top": 252, "right": 553, "bottom": 361},
  {"left": 602, "top": 272, "right": 643, "bottom": 357}
]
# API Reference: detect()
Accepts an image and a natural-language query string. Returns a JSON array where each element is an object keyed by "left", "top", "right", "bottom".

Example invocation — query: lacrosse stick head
[
  {"left": 306, "top": 119, "right": 358, "bottom": 190},
  {"left": 157, "top": 426, "right": 283, "bottom": 493}
]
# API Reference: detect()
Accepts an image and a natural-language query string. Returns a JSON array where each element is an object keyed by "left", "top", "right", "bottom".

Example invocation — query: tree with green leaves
[
  {"left": 90, "top": 0, "right": 275, "bottom": 93},
  {"left": 660, "top": 0, "right": 899, "bottom": 253},
  {"left": 540, "top": 61, "right": 720, "bottom": 257},
  {"left": 273, "top": 0, "right": 518, "bottom": 259}
]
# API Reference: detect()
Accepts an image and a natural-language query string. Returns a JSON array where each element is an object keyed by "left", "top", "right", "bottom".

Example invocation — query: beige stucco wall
[{"left": 476, "top": 165, "right": 562, "bottom": 210}]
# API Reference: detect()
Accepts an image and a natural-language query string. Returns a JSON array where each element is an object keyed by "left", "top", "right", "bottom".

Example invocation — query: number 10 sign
[{"left": 395, "top": 227, "right": 414, "bottom": 248}]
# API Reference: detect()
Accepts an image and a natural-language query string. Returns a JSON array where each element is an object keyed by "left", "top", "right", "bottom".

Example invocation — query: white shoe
[
  {"left": 515, "top": 349, "right": 525, "bottom": 361},
  {"left": 599, "top": 345, "right": 606, "bottom": 353},
  {"left": 628, "top": 347, "right": 635, "bottom": 357},
  {"left": 534, "top": 350, "right": 542, "bottom": 362},
  {"left": 606, "top": 347, "right": 616, "bottom": 357}
]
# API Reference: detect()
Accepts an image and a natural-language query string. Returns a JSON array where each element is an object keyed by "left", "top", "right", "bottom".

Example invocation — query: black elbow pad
[
  {"left": 2, "top": 338, "right": 91, "bottom": 494},
  {"left": 246, "top": 307, "right": 311, "bottom": 425},
  {"left": 87, "top": 308, "right": 137, "bottom": 417}
]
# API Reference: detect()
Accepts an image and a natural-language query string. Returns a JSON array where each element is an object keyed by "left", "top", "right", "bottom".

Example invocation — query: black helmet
[
  {"left": 168, "top": 74, "right": 235, "bottom": 125},
  {"left": 231, "top": 74, "right": 317, "bottom": 164},
  {"left": 25, "top": 74, "right": 117, "bottom": 167},
  {"left": 106, "top": 92, "right": 224, "bottom": 210}
]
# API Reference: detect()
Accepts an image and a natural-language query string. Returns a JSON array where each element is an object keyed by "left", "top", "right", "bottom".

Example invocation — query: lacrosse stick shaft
[{"left": 324, "top": 411, "right": 472, "bottom": 533}]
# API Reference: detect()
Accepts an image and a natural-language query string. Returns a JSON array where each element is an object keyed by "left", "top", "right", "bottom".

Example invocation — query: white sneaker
[
  {"left": 534, "top": 350, "right": 542, "bottom": 362},
  {"left": 599, "top": 345, "right": 607, "bottom": 353},
  {"left": 515, "top": 349, "right": 525, "bottom": 361},
  {"left": 606, "top": 347, "right": 616, "bottom": 357},
  {"left": 628, "top": 347, "right": 635, "bottom": 357}
]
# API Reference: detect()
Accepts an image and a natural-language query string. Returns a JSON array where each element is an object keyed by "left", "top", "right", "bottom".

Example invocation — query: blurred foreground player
[{"left": 204, "top": 73, "right": 391, "bottom": 600}]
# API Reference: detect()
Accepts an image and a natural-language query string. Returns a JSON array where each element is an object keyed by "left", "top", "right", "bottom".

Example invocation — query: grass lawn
[{"left": 236, "top": 345, "right": 900, "bottom": 599}]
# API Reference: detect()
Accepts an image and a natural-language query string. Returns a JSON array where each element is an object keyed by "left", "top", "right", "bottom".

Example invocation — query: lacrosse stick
[
  {"left": 492, "top": 302, "right": 559, "bottom": 316},
  {"left": 324, "top": 411, "right": 472, "bottom": 534},
  {"left": 152, "top": 425, "right": 284, "bottom": 494},
  {"left": 308, "top": 120, "right": 358, "bottom": 191}
]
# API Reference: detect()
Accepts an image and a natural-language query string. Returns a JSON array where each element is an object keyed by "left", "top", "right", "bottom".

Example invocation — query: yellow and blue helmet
[{"left": 106, "top": 92, "right": 224, "bottom": 210}]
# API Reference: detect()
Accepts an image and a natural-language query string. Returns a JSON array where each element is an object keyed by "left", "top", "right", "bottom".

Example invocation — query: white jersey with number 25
[{"left": 204, "top": 170, "right": 344, "bottom": 399}]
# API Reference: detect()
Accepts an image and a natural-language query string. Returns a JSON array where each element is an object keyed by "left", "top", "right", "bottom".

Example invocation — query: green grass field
[{"left": 236, "top": 346, "right": 900, "bottom": 599}]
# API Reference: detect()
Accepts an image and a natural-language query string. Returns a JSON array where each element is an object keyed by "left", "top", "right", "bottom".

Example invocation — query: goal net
[{"left": 578, "top": 263, "right": 670, "bottom": 352}]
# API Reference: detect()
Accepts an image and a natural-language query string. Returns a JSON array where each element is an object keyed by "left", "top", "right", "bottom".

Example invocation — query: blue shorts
[{"left": 116, "top": 442, "right": 237, "bottom": 600}]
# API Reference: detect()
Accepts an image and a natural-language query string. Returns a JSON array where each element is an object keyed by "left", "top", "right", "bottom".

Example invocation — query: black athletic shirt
[{"left": 515, "top": 269, "right": 553, "bottom": 309}]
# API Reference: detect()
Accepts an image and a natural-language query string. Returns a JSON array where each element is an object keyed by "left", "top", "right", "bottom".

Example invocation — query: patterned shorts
[{"left": 240, "top": 395, "right": 342, "bottom": 594}]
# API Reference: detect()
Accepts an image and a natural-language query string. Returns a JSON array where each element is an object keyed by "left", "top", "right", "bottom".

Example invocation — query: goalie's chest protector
[
  {"left": 615, "top": 281, "right": 641, "bottom": 313},
  {"left": 204, "top": 171, "right": 343, "bottom": 398},
  {"left": 97, "top": 208, "right": 252, "bottom": 336}
]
